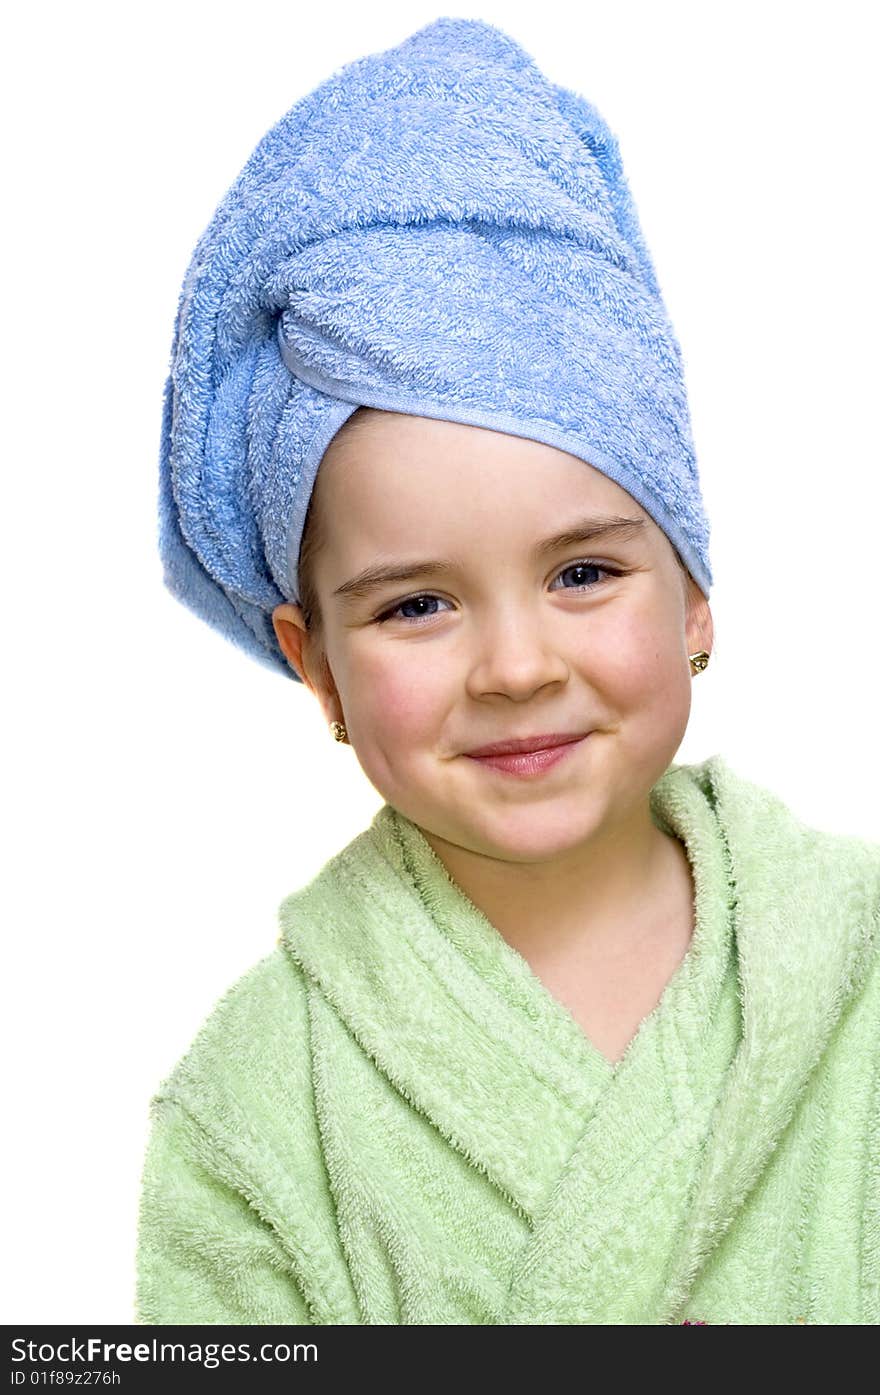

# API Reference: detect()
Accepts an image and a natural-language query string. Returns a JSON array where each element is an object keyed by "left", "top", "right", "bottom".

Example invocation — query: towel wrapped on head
[{"left": 158, "top": 16, "right": 713, "bottom": 682}]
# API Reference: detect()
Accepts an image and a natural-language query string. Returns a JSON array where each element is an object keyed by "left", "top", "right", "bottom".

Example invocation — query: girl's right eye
[{"left": 374, "top": 594, "right": 452, "bottom": 625}]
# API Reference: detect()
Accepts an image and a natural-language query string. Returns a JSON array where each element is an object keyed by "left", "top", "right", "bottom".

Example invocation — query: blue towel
[{"left": 158, "top": 16, "right": 712, "bottom": 681}]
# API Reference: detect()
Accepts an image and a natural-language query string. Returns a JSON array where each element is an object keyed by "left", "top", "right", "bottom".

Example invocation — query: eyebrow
[{"left": 332, "top": 514, "right": 649, "bottom": 603}]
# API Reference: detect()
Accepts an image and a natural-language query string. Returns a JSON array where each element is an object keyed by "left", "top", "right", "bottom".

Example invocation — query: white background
[{"left": 3, "top": 0, "right": 878, "bottom": 1323}]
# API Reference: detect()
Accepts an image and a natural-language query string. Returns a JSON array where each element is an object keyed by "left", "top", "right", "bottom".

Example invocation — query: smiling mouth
[
  {"left": 464, "top": 731, "right": 590, "bottom": 758},
  {"left": 463, "top": 734, "right": 590, "bottom": 778}
]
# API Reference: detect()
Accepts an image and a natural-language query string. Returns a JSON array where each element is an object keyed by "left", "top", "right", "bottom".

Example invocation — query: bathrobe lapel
[
  {"left": 502, "top": 759, "right": 878, "bottom": 1321},
  {"left": 278, "top": 756, "right": 878, "bottom": 1323},
  {"left": 656, "top": 757, "right": 879, "bottom": 1319},
  {"left": 280, "top": 806, "right": 615, "bottom": 1221}
]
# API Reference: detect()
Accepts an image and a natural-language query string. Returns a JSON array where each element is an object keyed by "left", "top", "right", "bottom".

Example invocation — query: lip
[
  {"left": 464, "top": 731, "right": 588, "bottom": 757},
  {"left": 464, "top": 734, "right": 590, "bottom": 779}
]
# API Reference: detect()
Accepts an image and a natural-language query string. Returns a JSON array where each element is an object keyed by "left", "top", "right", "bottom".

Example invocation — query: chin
[{"left": 466, "top": 805, "right": 601, "bottom": 863}]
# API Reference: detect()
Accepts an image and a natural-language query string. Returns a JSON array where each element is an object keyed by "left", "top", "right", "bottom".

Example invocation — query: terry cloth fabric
[
  {"left": 158, "top": 16, "right": 713, "bottom": 683},
  {"left": 135, "top": 755, "right": 880, "bottom": 1324}
]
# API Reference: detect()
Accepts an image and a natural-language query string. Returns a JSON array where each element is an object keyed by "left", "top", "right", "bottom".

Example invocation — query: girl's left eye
[{"left": 373, "top": 561, "right": 625, "bottom": 625}]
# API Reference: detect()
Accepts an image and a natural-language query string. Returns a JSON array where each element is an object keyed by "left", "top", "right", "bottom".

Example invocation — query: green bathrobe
[{"left": 135, "top": 755, "right": 879, "bottom": 1325}]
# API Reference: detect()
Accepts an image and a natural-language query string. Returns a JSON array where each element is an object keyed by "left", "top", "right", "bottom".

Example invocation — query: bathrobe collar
[{"left": 278, "top": 754, "right": 878, "bottom": 1321}]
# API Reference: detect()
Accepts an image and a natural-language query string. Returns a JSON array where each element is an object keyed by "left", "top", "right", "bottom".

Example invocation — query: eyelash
[{"left": 373, "top": 560, "right": 628, "bottom": 625}]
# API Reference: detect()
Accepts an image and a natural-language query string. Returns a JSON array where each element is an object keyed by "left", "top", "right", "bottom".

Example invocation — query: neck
[{"left": 421, "top": 808, "right": 689, "bottom": 966}]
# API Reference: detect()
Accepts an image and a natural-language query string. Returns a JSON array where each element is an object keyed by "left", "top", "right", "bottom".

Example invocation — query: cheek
[
  {"left": 580, "top": 607, "right": 686, "bottom": 702},
  {"left": 348, "top": 657, "right": 443, "bottom": 741},
  {"left": 342, "top": 658, "right": 448, "bottom": 803}
]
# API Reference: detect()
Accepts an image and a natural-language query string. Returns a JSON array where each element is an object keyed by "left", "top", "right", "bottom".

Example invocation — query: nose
[{"left": 464, "top": 604, "right": 570, "bottom": 701}]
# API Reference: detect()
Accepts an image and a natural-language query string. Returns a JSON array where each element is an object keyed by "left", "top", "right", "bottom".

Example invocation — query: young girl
[{"left": 136, "top": 18, "right": 879, "bottom": 1325}]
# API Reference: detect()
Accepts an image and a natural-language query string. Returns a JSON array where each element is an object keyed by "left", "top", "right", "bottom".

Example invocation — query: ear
[
  {"left": 272, "top": 603, "right": 310, "bottom": 684},
  {"left": 272, "top": 604, "right": 344, "bottom": 723},
  {"left": 684, "top": 578, "right": 714, "bottom": 660}
]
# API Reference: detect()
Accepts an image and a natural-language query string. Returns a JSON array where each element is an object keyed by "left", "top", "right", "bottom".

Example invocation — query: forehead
[{"left": 317, "top": 411, "right": 659, "bottom": 554}]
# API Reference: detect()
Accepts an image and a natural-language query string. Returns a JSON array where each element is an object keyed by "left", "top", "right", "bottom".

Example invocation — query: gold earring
[
  {"left": 329, "top": 720, "right": 348, "bottom": 742},
  {"left": 689, "top": 650, "right": 710, "bottom": 675}
]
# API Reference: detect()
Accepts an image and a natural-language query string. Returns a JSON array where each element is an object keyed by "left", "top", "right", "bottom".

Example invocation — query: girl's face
[{"left": 275, "top": 411, "right": 713, "bottom": 865}]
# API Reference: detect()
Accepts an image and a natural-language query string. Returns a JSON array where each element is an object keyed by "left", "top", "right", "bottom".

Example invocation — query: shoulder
[
  {"left": 683, "top": 752, "right": 880, "bottom": 885},
  {"left": 666, "top": 754, "right": 880, "bottom": 993},
  {"left": 138, "top": 946, "right": 351, "bottom": 1324},
  {"left": 152, "top": 945, "right": 313, "bottom": 1129}
]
